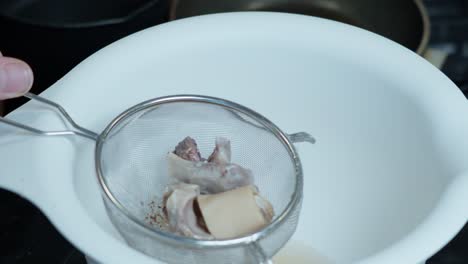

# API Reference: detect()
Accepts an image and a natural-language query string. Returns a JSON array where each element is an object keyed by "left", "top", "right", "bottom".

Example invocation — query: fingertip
[{"left": 0, "top": 57, "right": 34, "bottom": 99}]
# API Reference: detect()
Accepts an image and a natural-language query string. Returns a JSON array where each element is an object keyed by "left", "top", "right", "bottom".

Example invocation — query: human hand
[{"left": 0, "top": 51, "right": 34, "bottom": 100}]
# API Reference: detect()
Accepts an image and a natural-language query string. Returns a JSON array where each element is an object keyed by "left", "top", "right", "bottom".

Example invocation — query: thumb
[{"left": 0, "top": 52, "right": 34, "bottom": 100}]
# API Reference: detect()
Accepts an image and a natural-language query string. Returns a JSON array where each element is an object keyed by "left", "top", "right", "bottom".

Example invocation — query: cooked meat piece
[
  {"left": 163, "top": 183, "right": 213, "bottom": 239},
  {"left": 197, "top": 185, "right": 274, "bottom": 239},
  {"left": 164, "top": 136, "right": 275, "bottom": 240},
  {"left": 253, "top": 190, "right": 275, "bottom": 222},
  {"left": 173, "top": 136, "right": 202, "bottom": 162},
  {"left": 167, "top": 152, "right": 254, "bottom": 194},
  {"left": 207, "top": 137, "right": 231, "bottom": 165}
]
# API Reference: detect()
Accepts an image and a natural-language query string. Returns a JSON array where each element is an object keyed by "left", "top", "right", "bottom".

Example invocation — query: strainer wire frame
[
  {"left": 0, "top": 93, "right": 305, "bottom": 252},
  {"left": 95, "top": 94, "right": 304, "bottom": 249}
]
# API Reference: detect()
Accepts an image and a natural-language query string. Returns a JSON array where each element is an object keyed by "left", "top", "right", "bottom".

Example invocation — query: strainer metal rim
[{"left": 94, "top": 94, "right": 304, "bottom": 249}]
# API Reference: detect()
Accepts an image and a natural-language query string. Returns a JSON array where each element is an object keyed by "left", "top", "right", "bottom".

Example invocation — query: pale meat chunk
[
  {"left": 163, "top": 183, "right": 213, "bottom": 239},
  {"left": 167, "top": 152, "right": 253, "bottom": 194},
  {"left": 207, "top": 137, "right": 231, "bottom": 164},
  {"left": 165, "top": 136, "right": 275, "bottom": 240},
  {"left": 197, "top": 185, "right": 274, "bottom": 239}
]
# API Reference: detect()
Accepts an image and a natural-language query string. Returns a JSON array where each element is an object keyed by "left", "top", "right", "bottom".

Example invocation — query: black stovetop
[{"left": 1, "top": 0, "right": 468, "bottom": 263}]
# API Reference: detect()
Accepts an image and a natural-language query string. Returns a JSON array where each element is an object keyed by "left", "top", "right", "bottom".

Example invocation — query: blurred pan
[
  {"left": 170, "top": 0, "right": 430, "bottom": 55},
  {"left": 0, "top": 0, "right": 168, "bottom": 114}
]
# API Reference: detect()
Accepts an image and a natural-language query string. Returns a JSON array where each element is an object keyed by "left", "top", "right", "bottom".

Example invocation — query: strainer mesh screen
[{"left": 99, "top": 101, "right": 300, "bottom": 263}]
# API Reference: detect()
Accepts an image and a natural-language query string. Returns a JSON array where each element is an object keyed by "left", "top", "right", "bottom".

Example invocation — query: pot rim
[
  {"left": 0, "top": 0, "right": 160, "bottom": 29},
  {"left": 169, "top": 0, "right": 431, "bottom": 55}
]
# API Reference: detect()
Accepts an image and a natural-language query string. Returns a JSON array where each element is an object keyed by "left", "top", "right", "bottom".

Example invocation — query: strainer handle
[
  {"left": 0, "top": 93, "right": 98, "bottom": 141},
  {"left": 248, "top": 242, "right": 273, "bottom": 264}
]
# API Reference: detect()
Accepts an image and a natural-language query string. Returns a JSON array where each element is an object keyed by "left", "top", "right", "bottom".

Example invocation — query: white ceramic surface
[{"left": 0, "top": 12, "right": 467, "bottom": 264}]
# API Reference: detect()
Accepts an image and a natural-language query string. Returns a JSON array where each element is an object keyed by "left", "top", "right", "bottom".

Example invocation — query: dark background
[{"left": 0, "top": 0, "right": 467, "bottom": 263}]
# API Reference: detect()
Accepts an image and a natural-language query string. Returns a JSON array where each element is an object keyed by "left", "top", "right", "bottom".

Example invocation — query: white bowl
[{"left": 0, "top": 12, "right": 467, "bottom": 264}]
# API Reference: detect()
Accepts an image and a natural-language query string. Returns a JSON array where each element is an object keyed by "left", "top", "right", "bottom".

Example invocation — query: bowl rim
[{"left": 9, "top": 12, "right": 465, "bottom": 264}]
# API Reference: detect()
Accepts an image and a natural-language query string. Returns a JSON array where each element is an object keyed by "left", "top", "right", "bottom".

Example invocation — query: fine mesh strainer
[{"left": 0, "top": 93, "right": 315, "bottom": 264}]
